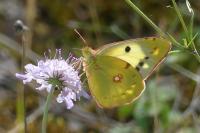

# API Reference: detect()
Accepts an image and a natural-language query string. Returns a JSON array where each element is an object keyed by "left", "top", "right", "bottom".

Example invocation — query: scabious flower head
[{"left": 16, "top": 49, "right": 89, "bottom": 109}]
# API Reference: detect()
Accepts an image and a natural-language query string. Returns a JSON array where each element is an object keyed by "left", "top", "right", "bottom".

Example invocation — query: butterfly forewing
[
  {"left": 97, "top": 37, "right": 171, "bottom": 80},
  {"left": 84, "top": 55, "right": 145, "bottom": 108}
]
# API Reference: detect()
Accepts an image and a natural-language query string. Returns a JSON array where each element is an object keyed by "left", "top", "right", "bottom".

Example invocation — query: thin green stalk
[
  {"left": 187, "top": 0, "right": 195, "bottom": 47},
  {"left": 187, "top": 3, "right": 200, "bottom": 61},
  {"left": 187, "top": 32, "right": 198, "bottom": 47},
  {"left": 191, "top": 43, "right": 200, "bottom": 62},
  {"left": 42, "top": 88, "right": 55, "bottom": 133},
  {"left": 17, "top": 28, "right": 26, "bottom": 132},
  {"left": 172, "top": 0, "right": 189, "bottom": 39},
  {"left": 124, "top": 0, "right": 166, "bottom": 37},
  {"left": 189, "top": 10, "right": 194, "bottom": 41},
  {"left": 188, "top": 11, "right": 200, "bottom": 58}
]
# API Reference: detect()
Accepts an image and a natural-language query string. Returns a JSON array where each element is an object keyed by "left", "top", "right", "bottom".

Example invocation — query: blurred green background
[{"left": 0, "top": 0, "right": 200, "bottom": 132}]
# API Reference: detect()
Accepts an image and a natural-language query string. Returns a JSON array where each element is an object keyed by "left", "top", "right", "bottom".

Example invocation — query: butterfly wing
[
  {"left": 84, "top": 55, "right": 145, "bottom": 108},
  {"left": 97, "top": 37, "right": 171, "bottom": 80}
]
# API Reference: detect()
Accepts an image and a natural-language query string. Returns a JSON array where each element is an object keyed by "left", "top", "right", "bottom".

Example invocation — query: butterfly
[{"left": 82, "top": 37, "right": 171, "bottom": 108}]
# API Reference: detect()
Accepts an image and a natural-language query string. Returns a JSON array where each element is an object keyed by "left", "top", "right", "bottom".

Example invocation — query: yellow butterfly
[{"left": 82, "top": 37, "right": 171, "bottom": 108}]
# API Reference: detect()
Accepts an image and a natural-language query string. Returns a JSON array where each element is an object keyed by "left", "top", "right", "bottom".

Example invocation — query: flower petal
[
  {"left": 56, "top": 93, "right": 64, "bottom": 103},
  {"left": 65, "top": 98, "right": 74, "bottom": 109},
  {"left": 16, "top": 73, "right": 27, "bottom": 80}
]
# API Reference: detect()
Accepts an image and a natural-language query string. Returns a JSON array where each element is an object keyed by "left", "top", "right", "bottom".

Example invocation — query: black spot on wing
[
  {"left": 136, "top": 66, "right": 140, "bottom": 71},
  {"left": 139, "top": 62, "right": 144, "bottom": 67},
  {"left": 125, "top": 46, "right": 131, "bottom": 53},
  {"left": 145, "top": 56, "right": 149, "bottom": 60}
]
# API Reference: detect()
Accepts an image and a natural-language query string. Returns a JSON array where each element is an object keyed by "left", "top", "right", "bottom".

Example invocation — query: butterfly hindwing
[
  {"left": 97, "top": 37, "right": 171, "bottom": 79},
  {"left": 84, "top": 55, "right": 145, "bottom": 108}
]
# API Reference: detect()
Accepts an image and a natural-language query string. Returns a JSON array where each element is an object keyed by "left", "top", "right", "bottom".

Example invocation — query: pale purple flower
[{"left": 16, "top": 49, "right": 89, "bottom": 109}]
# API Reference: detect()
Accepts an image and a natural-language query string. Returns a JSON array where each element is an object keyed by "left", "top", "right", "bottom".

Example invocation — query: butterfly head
[{"left": 82, "top": 47, "right": 96, "bottom": 60}]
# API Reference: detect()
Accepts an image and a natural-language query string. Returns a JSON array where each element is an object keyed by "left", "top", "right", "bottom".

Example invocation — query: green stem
[
  {"left": 172, "top": 0, "right": 189, "bottom": 39},
  {"left": 42, "top": 88, "right": 55, "bottom": 133},
  {"left": 188, "top": 12, "right": 200, "bottom": 62},
  {"left": 17, "top": 32, "right": 26, "bottom": 132},
  {"left": 124, "top": 0, "right": 166, "bottom": 37}
]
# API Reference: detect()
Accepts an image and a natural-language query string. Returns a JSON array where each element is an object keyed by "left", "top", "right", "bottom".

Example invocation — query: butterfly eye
[{"left": 125, "top": 46, "right": 131, "bottom": 53}]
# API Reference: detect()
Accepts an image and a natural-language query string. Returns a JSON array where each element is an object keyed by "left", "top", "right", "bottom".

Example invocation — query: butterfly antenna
[{"left": 74, "top": 29, "right": 88, "bottom": 47}]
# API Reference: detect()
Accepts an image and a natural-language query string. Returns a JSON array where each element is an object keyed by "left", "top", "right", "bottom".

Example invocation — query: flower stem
[
  {"left": 42, "top": 88, "right": 55, "bottom": 133},
  {"left": 15, "top": 20, "right": 27, "bottom": 132}
]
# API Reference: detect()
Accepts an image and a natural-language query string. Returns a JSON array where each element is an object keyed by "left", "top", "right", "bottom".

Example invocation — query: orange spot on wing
[{"left": 113, "top": 74, "right": 123, "bottom": 83}]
